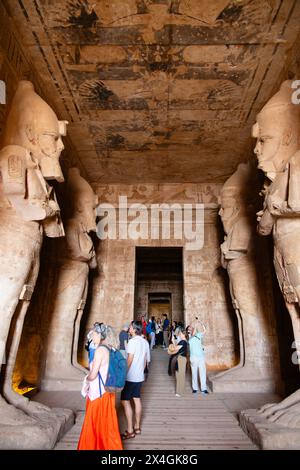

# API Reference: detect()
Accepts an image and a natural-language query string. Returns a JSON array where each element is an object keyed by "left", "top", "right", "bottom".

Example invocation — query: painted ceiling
[{"left": 2, "top": 0, "right": 300, "bottom": 183}]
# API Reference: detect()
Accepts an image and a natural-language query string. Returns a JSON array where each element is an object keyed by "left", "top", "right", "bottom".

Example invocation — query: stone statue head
[
  {"left": 67, "top": 167, "right": 98, "bottom": 232},
  {"left": 252, "top": 80, "right": 300, "bottom": 180},
  {"left": 219, "top": 162, "right": 252, "bottom": 234},
  {"left": 2, "top": 80, "right": 68, "bottom": 182}
]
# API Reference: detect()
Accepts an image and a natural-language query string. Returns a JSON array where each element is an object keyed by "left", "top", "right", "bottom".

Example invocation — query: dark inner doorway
[{"left": 134, "top": 247, "right": 184, "bottom": 325}]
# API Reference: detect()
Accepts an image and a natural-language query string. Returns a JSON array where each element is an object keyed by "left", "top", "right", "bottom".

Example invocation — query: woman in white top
[{"left": 78, "top": 323, "right": 123, "bottom": 450}]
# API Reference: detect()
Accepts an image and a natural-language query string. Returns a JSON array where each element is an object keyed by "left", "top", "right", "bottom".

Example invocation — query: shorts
[{"left": 121, "top": 381, "right": 143, "bottom": 400}]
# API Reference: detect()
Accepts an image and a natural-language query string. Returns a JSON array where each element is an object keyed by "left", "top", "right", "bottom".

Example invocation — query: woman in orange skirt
[{"left": 78, "top": 323, "right": 123, "bottom": 450}]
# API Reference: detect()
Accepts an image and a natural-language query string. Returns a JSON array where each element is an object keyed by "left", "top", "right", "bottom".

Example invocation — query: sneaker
[
  {"left": 201, "top": 390, "right": 209, "bottom": 395},
  {"left": 175, "top": 393, "right": 181, "bottom": 397},
  {"left": 192, "top": 390, "right": 198, "bottom": 394}
]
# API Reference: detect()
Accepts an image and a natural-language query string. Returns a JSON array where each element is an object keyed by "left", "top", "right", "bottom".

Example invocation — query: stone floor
[{"left": 33, "top": 349, "right": 281, "bottom": 450}]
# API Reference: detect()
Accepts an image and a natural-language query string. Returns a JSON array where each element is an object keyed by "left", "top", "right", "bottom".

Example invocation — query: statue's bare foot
[
  {"left": 25, "top": 399, "right": 51, "bottom": 416},
  {"left": 267, "top": 404, "right": 300, "bottom": 429},
  {"left": 4, "top": 388, "right": 51, "bottom": 415},
  {"left": 0, "top": 396, "right": 60, "bottom": 449},
  {"left": 0, "top": 395, "right": 34, "bottom": 425},
  {"left": 258, "top": 403, "right": 280, "bottom": 416}
]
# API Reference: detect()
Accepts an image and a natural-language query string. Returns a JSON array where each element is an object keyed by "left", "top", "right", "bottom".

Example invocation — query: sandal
[
  {"left": 121, "top": 430, "right": 136, "bottom": 440},
  {"left": 134, "top": 428, "right": 141, "bottom": 434}
]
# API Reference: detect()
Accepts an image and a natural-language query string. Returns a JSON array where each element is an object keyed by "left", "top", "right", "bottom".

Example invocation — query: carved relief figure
[
  {"left": 42, "top": 167, "right": 98, "bottom": 391},
  {"left": 0, "top": 80, "right": 69, "bottom": 449}
]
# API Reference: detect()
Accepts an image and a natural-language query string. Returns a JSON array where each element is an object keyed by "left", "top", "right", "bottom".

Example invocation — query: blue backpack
[
  {"left": 146, "top": 323, "right": 152, "bottom": 334},
  {"left": 98, "top": 345, "right": 127, "bottom": 395}
]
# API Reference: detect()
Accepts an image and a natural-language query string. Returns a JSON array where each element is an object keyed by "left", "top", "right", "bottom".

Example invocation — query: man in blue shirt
[
  {"left": 188, "top": 319, "right": 209, "bottom": 395},
  {"left": 162, "top": 314, "right": 170, "bottom": 349}
]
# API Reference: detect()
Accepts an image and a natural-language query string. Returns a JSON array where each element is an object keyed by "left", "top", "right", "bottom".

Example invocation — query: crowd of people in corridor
[{"left": 77, "top": 315, "right": 208, "bottom": 450}]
